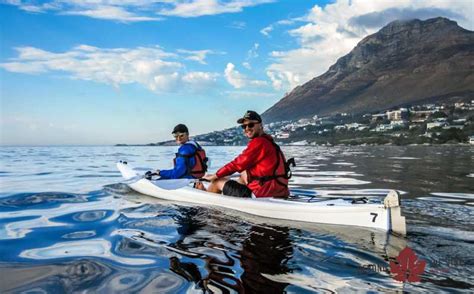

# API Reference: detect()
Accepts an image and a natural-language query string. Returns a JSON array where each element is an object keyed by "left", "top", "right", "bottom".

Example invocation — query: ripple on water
[
  {"left": 417, "top": 197, "right": 466, "bottom": 203},
  {"left": 389, "top": 157, "right": 419, "bottom": 160},
  {"left": 62, "top": 230, "right": 97, "bottom": 239},
  {"left": 430, "top": 192, "right": 474, "bottom": 200},
  {"left": 292, "top": 171, "right": 364, "bottom": 177},
  {"left": 332, "top": 162, "right": 355, "bottom": 166},
  {"left": 19, "top": 239, "right": 156, "bottom": 265},
  {"left": 75, "top": 175, "right": 121, "bottom": 178},
  {"left": 33, "top": 172, "right": 53, "bottom": 176},
  {"left": 72, "top": 210, "right": 110, "bottom": 222},
  {"left": 0, "top": 192, "right": 87, "bottom": 208},
  {"left": 291, "top": 176, "right": 370, "bottom": 186}
]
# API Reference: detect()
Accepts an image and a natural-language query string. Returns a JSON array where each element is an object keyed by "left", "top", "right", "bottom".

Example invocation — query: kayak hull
[{"left": 117, "top": 162, "right": 406, "bottom": 234}]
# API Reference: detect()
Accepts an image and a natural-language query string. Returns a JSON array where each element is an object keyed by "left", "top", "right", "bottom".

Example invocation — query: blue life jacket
[{"left": 159, "top": 141, "right": 207, "bottom": 179}]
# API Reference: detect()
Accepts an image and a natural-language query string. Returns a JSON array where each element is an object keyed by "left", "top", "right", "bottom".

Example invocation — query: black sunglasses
[{"left": 241, "top": 122, "right": 257, "bottom": 129}]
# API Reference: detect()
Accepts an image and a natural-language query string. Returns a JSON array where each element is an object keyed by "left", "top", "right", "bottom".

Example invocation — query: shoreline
[{"left": 114, "top": 142, "right": 473, "bottom": 147}]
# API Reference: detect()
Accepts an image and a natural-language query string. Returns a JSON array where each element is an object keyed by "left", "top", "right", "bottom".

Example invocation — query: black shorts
[{"left": 222, "top": 180, "right": 252, "bottom": 198}]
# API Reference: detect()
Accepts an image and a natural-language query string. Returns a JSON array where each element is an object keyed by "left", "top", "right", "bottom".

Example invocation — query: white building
[
  {"left": 386, "top": 108, "right": 408, "bottom": 121},
  {"left": 453, "top": 119, "right": 467, "bottom": 125},
  {"left": 427, "top": 122, "right": 446, "bottom": 129},
  {"left": 298, "top": 118, "right": 312, "bottom": 125},
  {"left": 443, "top": 125, "right": 464, "bottom": 130},
  {"left": 373, "top": 124, "right": 393, "bottom": 132},
  {"left": 276, "top": 132, "right": 290, "bottom": 139},
  {"left": 410, "top": 110, "right": 435, "bottom": 123},
  {"left": 371, "top": 113, "right": 386, "bottom": 122}
]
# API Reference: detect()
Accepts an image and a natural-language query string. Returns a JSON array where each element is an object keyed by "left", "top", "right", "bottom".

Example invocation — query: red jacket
[{"left": 216, "top": 134, "right": 290, "bottom": 198}]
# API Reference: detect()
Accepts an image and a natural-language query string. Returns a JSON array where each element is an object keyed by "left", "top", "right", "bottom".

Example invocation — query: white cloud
[
  {"left": 224, "top": 90, "right": 275, "bottom": 100},
  {"left": 224, "top": 62, "right": 267, "bottom": 89},
  {"left": 224, "top": 63, "right": 245, "bottom": 88},
  {"left": 158, "top": 0, "right": 274, "bottom": 18},
  {"left": 61, "top": 5, "right": 162, "bottom": 22},
  {"left": 247, "top": 43, "right": 259, "bottom": 59},
  {"left": 176, "top": 49, "right": 224, "bottom": 65},
  {"left": 4, "top": 0, "right": 274, "bottom": 21},
  {"left": 5, "top": 0, "right": 162, "bottom": 22},
  {"left": 260, "top": 25, "right": 273, "bottom": 37},
  {"left": 240, "top": 43, "right": 259, "bottom": 71},
  {"left": 260, "top": 18, "right": 296, "bottom": 37},
  {"left": 182, "top": 71, "right": 219, "bottom": 91},
  {"left": 0, "top": 45, "right": 219, "bottom": 93},
  {"left": 266, "top": 0, "right": 474, "bottom": 91},
  {"left": 228, "top": 21, "right": 247, "bottom": 29}
]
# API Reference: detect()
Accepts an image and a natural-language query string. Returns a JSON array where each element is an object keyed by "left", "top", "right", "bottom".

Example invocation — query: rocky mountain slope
[{"left": 263, "top": 17, "right": 474, "bottom": 122}]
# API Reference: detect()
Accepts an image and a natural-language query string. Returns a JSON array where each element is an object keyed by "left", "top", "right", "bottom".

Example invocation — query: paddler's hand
[
  {"left": 145, "top": 170, "right": 160, "bottom": 180},
  {"left": 145, "top": 171, "right": 153, "bottom": 180},
  {"left": 202, "top": 174, "right": 218, "bottom": 182}
]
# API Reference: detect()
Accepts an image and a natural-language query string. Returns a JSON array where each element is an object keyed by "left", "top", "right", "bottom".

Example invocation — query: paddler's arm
[
  {"left": 202, "top": 173, "right": 218, "bottom": 181},
  {"left": 215, "top": 139, "right": 262, "bottom": 178},
  {"left": 159, "top": 145, "right": 193, "bottom": 179}
]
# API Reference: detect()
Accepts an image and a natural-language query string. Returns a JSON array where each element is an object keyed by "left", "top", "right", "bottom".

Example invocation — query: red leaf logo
[{"left": 390, "top": 247, "right": 426, "bottom": 282}]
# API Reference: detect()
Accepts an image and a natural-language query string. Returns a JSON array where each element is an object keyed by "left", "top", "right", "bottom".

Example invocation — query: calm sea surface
[{"left": 0, "top": 145, "right": 473, "bottom": 293}]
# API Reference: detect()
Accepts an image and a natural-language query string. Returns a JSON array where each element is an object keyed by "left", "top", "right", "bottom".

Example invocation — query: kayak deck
[{"left": 117, "top": 162, "right": 406, "bottom": 235}]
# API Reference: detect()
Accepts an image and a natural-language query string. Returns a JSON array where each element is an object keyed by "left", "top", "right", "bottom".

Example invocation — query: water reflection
[
  {"left": 165, "top": 206, "right": 294, "bottom": 292},
  {"left": 169, "top": 257, "right": 205, "bottom": 290},
  {"left": 239, "top": 225, "right": 292, "bottom": 293}
]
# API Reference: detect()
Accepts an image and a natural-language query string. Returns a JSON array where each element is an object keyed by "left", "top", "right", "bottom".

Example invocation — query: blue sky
[{"left": 1, "top": 0, "right": 472, "bottom": 145}]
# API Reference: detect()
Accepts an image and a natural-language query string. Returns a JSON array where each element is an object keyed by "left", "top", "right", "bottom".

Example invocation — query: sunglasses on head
[
  {"left": 173, "top": 133, "right": 186, "bottom": 139},
  {"left": 241, "top": 122, "right": 258, "bottom": 130}
]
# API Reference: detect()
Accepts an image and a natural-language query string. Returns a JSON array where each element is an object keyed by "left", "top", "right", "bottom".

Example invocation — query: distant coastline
[
  {"left": 115, "top": 142, "right": 473, "bottom": 147},
  {"left": 117, "top": 100, "right": 474, "bottom": 147}
]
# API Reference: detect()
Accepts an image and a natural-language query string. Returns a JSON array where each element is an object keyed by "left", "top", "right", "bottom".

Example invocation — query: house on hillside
[
  {"left": 427, "top": 122, "right": 446, "bottom": 130},
  {"left": 454, "top": 102, "right": 465, "bottom": 109},
  {"left": 443, "top": 125, "right": 464, "bottom": 130},
  {"left": 276, "top": 132, "right": 290, "bottom": 139},
  {"left": 371, "top": 113, "right": 386, "bottom": 123},
  {"left": 298, "top": 118, "right": 312, "bottom": 125},
  {"left": 453, "top": 119, "right": 467, "bottom": 125},
  {"left": 386, "top": 108, "right": 408, "bottom": 121},
  {"left": 410, "top": 110, "right": 435, "bottom": 123},
  {"left": 373, "top": 124, "right": 393, "bottom": 132}
]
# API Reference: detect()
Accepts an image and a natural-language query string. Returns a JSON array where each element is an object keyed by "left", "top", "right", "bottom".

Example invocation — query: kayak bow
[{"left": 117, "top": 162, "right": 406, "bottom": 235}]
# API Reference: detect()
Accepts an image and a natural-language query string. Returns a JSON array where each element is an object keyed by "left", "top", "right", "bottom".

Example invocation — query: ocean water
[{"left": 0, "top": 145, "right": 473, "bottom": 293}]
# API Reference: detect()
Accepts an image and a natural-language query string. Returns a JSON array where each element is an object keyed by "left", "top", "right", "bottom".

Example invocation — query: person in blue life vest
[{"left": 146, "top": 124, "right": 208, "bottom": 180}]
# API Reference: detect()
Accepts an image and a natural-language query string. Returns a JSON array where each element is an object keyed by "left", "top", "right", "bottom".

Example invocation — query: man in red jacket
[{"left": 203, "top": 110, "right": 290, "bottom": 198}]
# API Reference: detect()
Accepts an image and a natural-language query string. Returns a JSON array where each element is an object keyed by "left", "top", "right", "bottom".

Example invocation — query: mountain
[{"left": 262, "top": 17, "right": 474, "bottom": 122}]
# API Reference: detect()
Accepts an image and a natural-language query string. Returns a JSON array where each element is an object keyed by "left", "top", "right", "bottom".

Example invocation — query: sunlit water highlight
[{"left": 0, "top": 145, "right": 473, "bottom": 292}]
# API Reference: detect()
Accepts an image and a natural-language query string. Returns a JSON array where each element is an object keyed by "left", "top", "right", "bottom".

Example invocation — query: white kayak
[{"left": 117, "top": 162, "right": 406, "bottom": 235}]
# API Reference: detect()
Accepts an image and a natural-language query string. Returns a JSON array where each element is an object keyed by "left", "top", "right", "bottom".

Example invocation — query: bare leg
[{"left": 207, "top": 177, "right": 228, "bottom": 194}]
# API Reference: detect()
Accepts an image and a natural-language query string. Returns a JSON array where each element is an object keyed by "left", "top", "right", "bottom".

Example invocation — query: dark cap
[
  {"left": 237, "top": 110, "right": 262, "bottom": 124},
  {"left": 172, "top": 124, "right": 189, "bottom": 134}
]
